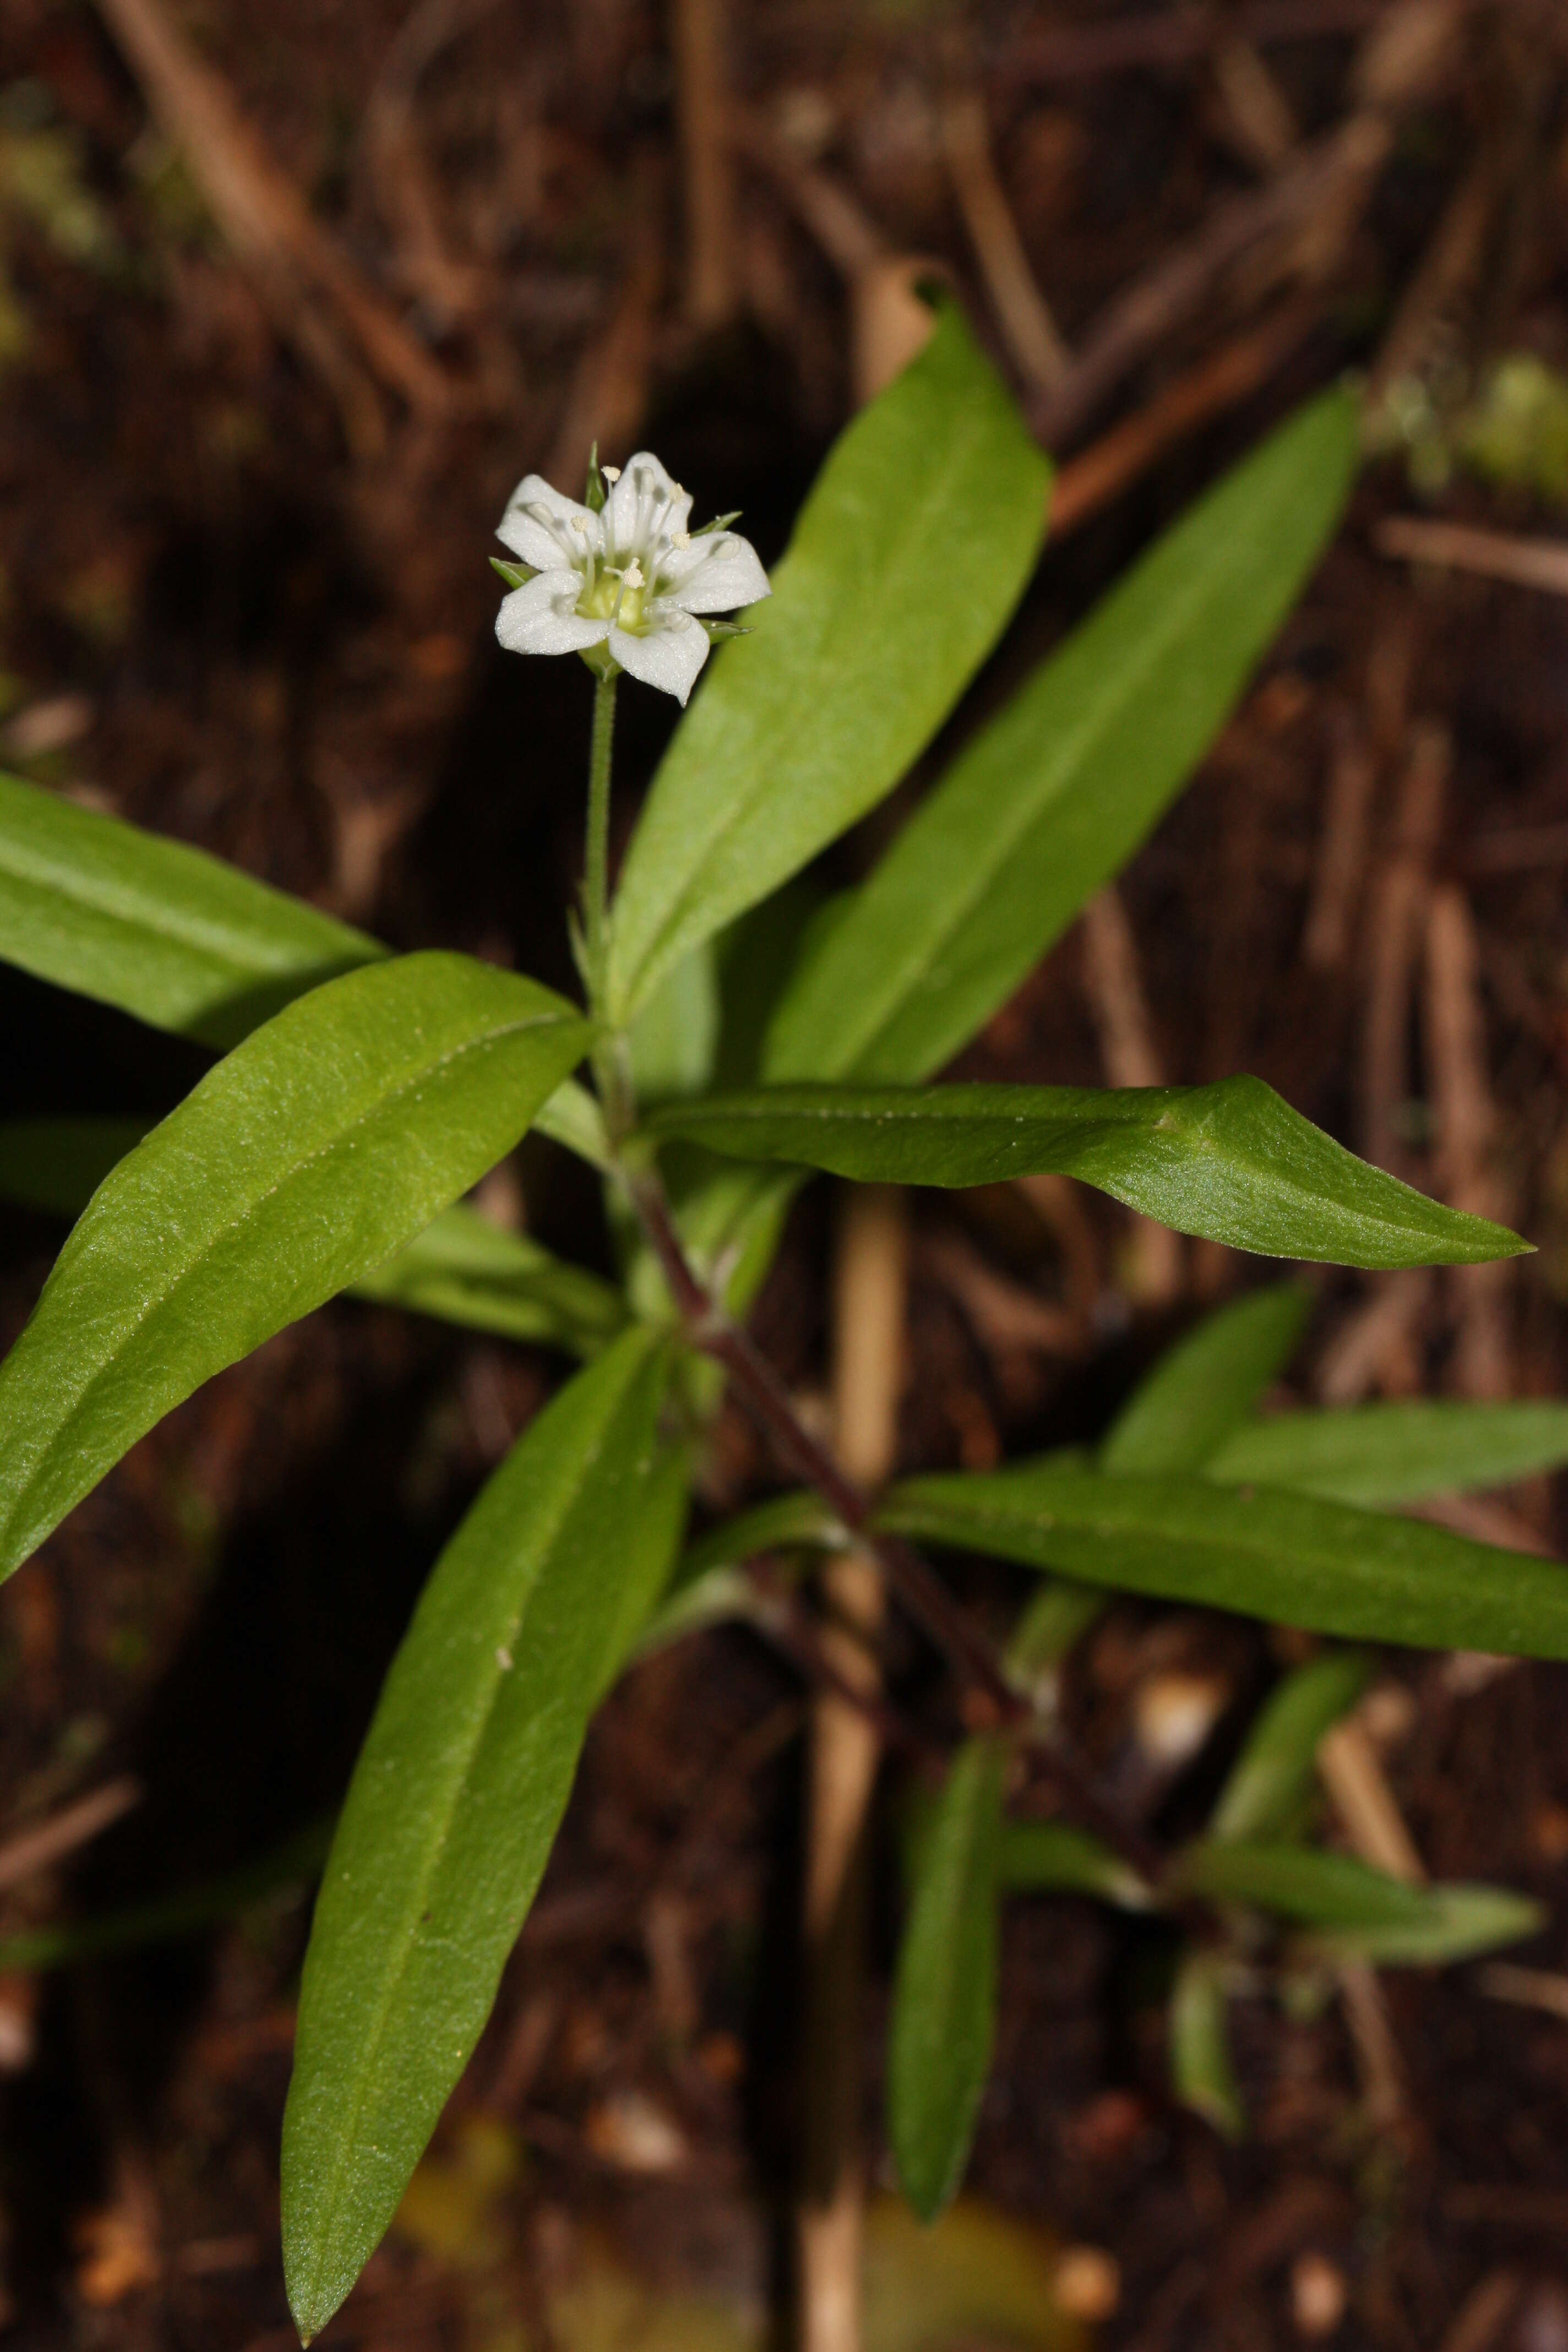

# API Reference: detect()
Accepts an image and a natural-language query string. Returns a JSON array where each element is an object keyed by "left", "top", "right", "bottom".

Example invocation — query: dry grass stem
[
  {"left": 1438, "top": 2270, "right": 1526, "bottom": 2352},
  {"left": 1317, "top": 1717, "right": 1425, "bottom": 1883},
  {"left": 0, "top": 1776, "right": 141, "bottom": 1894},
  {"left": 1425, "top": 884, "right": 1512, "bottom": 1397},
  {"left": 1081, "top": 888, "right": 1183, "bottom": 1305},
  {"left": 1376, "top": 518, "right": 1568, "bottom": 598},
  {"left": 799, "top": 1185, "right": 909, "bottom": 2352},
  {"left": 92, "top": 0, "right": 451, "bottom": 453},
  {"left": 1303, "top": 709, "right": 1378, "bottom": 972},
  {"left": 1361, "top": 719, "right": 1450, "bottom": 1179},
  {"left": 1048, "top": 300, "right": 1317, "bottom": 537},
  {"left": 1210, "top": 37, "right": 1300, "bottom": 172},
  {"left": 939, "top": 80, "right": 1072, "bottom": 395}
]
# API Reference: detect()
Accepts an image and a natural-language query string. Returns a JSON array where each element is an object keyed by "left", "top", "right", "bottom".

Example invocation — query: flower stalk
[{"left": 582, "top": 669, "right": 617, "bottom": 1021}]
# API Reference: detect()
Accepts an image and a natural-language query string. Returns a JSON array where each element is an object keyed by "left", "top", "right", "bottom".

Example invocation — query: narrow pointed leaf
[
  {"left": 594, "top": 1441, "right": 693, "bottom": 1700},
  {"left": 995, "top": 1817, "right": 1152, "bottom": 1908},
  {"left": 1177, "top": 1839, "right": 1431, "bottom": 1928},
  {"left": 1207, "top": 1651, "right": 1372, "bottom": 1843},
  {"left": 0, "top": 769, "right": 384, "bottom": 1046},
  {"left": 0, "top": 777, "right": 608, "bottom": 1178},
  {"left": 1101, "top": 1286, "right": 1310, "bottom": 1473},
  {"left": 0, "top": 1118, "right": 623, "bottom": 1358},
  {"left": 889, "top": 1739, "right": 1005, "bottom": 2220},
  {"left": 649, "top": 1077, "right": 1527, "bottom": 1268},
  {"left": 763, "top": 389, "right": 1359, "bottom": 1084},
  {"left": 606, "top": 306, "right": 1050, "bottom": 1022},
  {"left": 635, "top": 1489, "right": 840, "bottom": 1654},
  {"left": 1208, "top": 1400, "right": 1568, "bottom": 1507},
  {"left": 1169, "top": 1948, "right": 1243, "bottom": 2137},
  {"left": 282, "top": 1328, "right": 669, "bottom": 2340},
  {"left": 1294, "top": 1882, "right": 1543, "bottom": 1966},
  {"left": 1004, "top": 1577, "right": 1107, "bottom": 1680},
  {"left": 677, "top": 1490, "right": 843, "bottom": 1581},
  {"left": 353, "top": 1205, "right": 628, "bottom": 1357},
  {"left": 0, "top": 955, "right": 591, "bottom": 1579},
  {"left": 878, "top": 1462, "right": 1568, "bottom": 1657}
]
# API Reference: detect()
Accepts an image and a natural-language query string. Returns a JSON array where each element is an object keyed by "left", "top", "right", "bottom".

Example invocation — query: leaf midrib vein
[
  {"left": 2, "top": 1007, "right": 574, "bottom": 1549},
  {"left": 620, "top": 402, "right": 1014, "bottom": 1008},
  {"left": 825, "top": 465, "right": 1309, "bottom": 1078}
]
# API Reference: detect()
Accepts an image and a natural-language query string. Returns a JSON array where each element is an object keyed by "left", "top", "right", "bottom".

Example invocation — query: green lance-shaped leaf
[
  {"left": 1175, "top": 1839, "right": 1432, "bottom": 1930},
  {"left": 282, "top": 1327, "right": 669, "bottom": 2342},
  {"left": 1207, "top": 1399, "right": 1568, "bottom": 1508},
  {"left": 877, "top": 1461, "right": 1568, "bottom": 1658},
  {"left": 0, "top": 1118, "right": 623, "bottom": 1358},
  {"left": 0, "top": 955, "right": 591, "bottom": 1580},
  {"left": 995, "top": 1818, "right": 1153, "bottom": 1909},
  {"left": 0, "top": 777, "right": 606, "bottom": 1173},
  {"left": 763, "top": 388, "right": 1359, "bottom": 1085},
  {"left": 594, "top": 1440, "right": 693, "bottom": 1701},
  {"left": 648, "top": 1077, "right": 1527, "bottom": 1268},
  {"left": 1207, "top": 1651, "right": 1372, "bottom": 1844},
  {"left": 1101, "top": 1285, "right": 1310, "bottom": 1474},
  {"left": 1293, "top": 1882, "right": 1544, "bottom": 1967},
  {"left": 605, "top": 304, "right": 1050, "bottom": 1025},
  {"left": 0, "top": 769, "right": 385, "bottom": 1047},
  {"left": 633, "top": 1489, "right": 842, "bottom": 1655},
  {"left": 353, "top": 1205, "right": 628, "bottom": 1358},
  {"left": 1169, "top": 1947, "right": 1244, "bottom": 2138},
  {"left": 888, "top": 1739, "right": 1006, "bottom": 2221}
]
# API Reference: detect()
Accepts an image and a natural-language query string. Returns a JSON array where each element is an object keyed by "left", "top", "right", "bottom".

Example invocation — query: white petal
[
  {"left": 497, "top": 474, "right": 601, "bottom": 572},
  {"left": 604, "top": 451, "right": 692, "bottom": 563},
  {"left": 496, "top": 572, "right": 607, "bottom": 657},
  {"left": 661, "top": 531, "right": 771, "bottom": 615},
  {"left": 609, "top": 613, "right": 710, "bottom": 705}
]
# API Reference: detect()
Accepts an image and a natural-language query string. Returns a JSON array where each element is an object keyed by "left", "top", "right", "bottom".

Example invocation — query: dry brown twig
[
  {"left": 673, "top": 0, "right": 740, "bottom": 329},
  {"left": 1302, "top": 705, "right": 1379, "bottom": 973},
  {"left": 1425, "top": 884, "right": 1513, "bottom": 1397},
  {"left": 361, "top": 0, "right": 500, "bottom": 334},
  {"left": 1209, "top": 35, "right": 1300, "bottom": 174},
  {"left": 92, "top": 0, "right": 453, "bottom": 455},
  {"left": 1376, "top": 517, "right": 1568, "bottom": 597},
  {"left": 1320, "top": 716, "right": 1450, "bottom": 1402},
  {"left": 1047, "top": 297, "right": 1320, "bottom": 536},
  {"left": 1366, "top": 144, "right": 1500, "bottom": 407},
  {"left": 0, "top": 1777, "right": 140, "bottom": 1895},
  {"left": 1361, "top": 718, "right": 1450, "bottom": 1181},
  {"left": 938, "top": 70, "right": 1071, "bottom": 398},
  {"left": 1437, "top": 2269, "right": 1527, "bottom": 2352},
  {"left": 922, "top": 1231, "right": 1081, "bottom": 1360},
  {"left": 1031, "top": 0, "right": 1471, "bottom": 447}
]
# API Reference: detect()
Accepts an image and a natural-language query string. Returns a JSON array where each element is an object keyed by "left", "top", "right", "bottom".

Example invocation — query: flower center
[{"left": 577, "top": 558, "right": 651, "bottom": 634}]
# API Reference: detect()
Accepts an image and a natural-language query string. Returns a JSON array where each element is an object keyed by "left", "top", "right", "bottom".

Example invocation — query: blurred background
[{"left": 2, "top": 0, "right": 1568, "bottom": 2345}]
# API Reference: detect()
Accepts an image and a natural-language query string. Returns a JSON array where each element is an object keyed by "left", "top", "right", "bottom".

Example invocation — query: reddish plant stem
[
  {"left": 627, "top": 1168, "right": 1164, "bottom": 1886},
  {"left": 629, "top": 1172, "right": 1021, "bottom": 1719}
]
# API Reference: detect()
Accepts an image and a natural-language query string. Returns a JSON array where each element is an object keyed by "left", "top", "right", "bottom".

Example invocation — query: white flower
[{"left": 493, "top": 451, "right": 770, "bottom": 705}]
